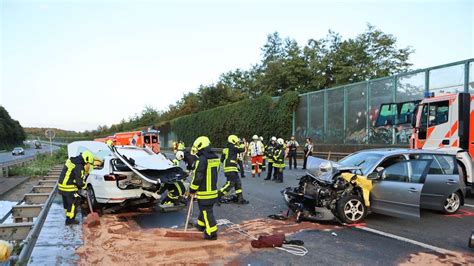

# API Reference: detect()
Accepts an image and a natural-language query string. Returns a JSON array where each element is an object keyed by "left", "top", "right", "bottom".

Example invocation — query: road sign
[{"left": 45, "top": 129, "right": 55, "bottom": 139}]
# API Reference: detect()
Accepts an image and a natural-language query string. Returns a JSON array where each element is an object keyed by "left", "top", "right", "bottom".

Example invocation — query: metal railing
[{"left": 0, "top": 166, "right": 61, "bottom": 265}]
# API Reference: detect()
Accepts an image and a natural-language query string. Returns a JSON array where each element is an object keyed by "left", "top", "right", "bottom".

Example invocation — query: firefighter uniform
[
  {"left": 189, "top": 136, "right": 220, "bottom": 240},
  {"left": 160, "top": 181, "right": 186, "bottom": 206},
  {"left": 273, "top": 139, "right": 286, "bottom": 183},
  {"left": 219, "top": 135, "right": 249, "bottom": 204},
  {"left": 264, "top": 138, "right": 277, "bottom": 180},
  {"left": 58, "top": 151, "right": 93, "bottom": 225}
]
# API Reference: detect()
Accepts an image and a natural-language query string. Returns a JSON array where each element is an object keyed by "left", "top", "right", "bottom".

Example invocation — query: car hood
[
  {"left": 115, "top": 147, "right": 174, "bottom": 170},
  {"left": 306, "top": 156, "right": 362, "bottom": 183}
]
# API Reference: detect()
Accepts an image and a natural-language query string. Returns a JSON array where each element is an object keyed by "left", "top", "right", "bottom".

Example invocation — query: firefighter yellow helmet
[
  {"left": 193, "top": 136, "right": 210, "bottom": 151},
  {"left": 228, "top": 135, "right": 239, "bottom": 145},
  {"left": 81, "top": 150, "right": 94, "bottom": 164}
]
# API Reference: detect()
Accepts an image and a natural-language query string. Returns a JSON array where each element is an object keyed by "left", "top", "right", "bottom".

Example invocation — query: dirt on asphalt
[{"left": 76, "top": 211, "right": 341, "bottom": 265}]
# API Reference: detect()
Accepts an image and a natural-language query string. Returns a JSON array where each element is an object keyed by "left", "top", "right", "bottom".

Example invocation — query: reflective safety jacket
[
  {"left": 265, "top": 144, "right": 275, "bottom": 163},
  {"left": 177, "top": 142, "right": 185, "bottom": 151},
  {"left": 58, "top": 155, "right": 86, "bottom": 193},
  {"left": 272, "top": 147, "right": 285, "bottom": 168},
  {"left": 221, "top": 143, "right": 245, "bottom": 173},
  {"left": 189, "top": 148, "right": 220, "bottom": 200},
  {"left": 172, "top": 159, "right": 179, "bottom": 166},
  {"left": 248, "top": 141, "right": 264, "bottom": 157}
]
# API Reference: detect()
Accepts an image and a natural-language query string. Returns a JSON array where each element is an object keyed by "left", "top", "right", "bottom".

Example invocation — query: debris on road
[
  {"left": 76, "top": 213, "right": 341, "bottom": 264},
  {"left": 331, "top": 232, "right": 338, "bottom": 237},
  {"left": 400, "top": 252, "right": 474, "bottom": 265}
]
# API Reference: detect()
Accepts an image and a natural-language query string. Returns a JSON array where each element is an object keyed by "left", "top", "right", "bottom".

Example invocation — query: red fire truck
[{"left": 95, "top": 128, "right": 161, "bottom": 153}]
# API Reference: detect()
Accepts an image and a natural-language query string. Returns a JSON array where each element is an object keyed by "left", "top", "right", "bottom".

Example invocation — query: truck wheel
[
  {"left": 442, "top": 191, "right": 461, "bottom": 214},
  {"left": 87, "top": 185, "right": 100, "bottom": 211},
  {"left": 336, "top": 194, "right": 367, "bottom": 224}
]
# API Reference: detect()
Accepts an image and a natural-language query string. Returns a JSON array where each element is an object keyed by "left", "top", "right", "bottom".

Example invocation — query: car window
[
  {"left": 382, "top": 160, "right": 431, "bottom": 183},
  {"left": 419, "top": 101, "right": 449, "bottom": 127},
  {"left": 339, "top": 152, "right": 384, "bottom": 175},
  {"left": 409, "top": 154, "right": 457, "bottom": 175},
  {"left": 378, "top": 155, "right": 406, "bottom": 170}
]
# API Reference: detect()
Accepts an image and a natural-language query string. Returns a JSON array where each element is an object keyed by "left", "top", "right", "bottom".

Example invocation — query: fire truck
[
  {"left": 95, "top": 128, "right": 161, "bottom": 153},
  {"left": 375, "top": 92, "right": 473, "bottom": 193}
]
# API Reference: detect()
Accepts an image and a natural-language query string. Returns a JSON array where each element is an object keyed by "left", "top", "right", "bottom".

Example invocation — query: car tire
[
  {"left": 442, "top": 191, "right": 461, "bottom": 214},
  {"left": 87, "top": 185, "right": 100, "bottom": 211},
  {"left": 336, "top": 194, "right": 367, "bottom": 224}
]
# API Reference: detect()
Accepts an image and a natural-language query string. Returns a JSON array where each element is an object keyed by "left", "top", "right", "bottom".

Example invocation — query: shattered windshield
[{"left": 338, "top": 152, "right": 383, "bottom": 175}]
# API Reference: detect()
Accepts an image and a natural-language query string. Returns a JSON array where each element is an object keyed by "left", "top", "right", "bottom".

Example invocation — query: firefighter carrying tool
[
  {"left": 58, "top": 150, "right": 94, "bottom": 225},
  {"left": 249, "top": 135, "right": 265, "bottom": 177},
  {"left": 188, "top": 136, "right": 220, "bottom": 240},
  {"left": 219, "top": 135, "right": 249, "bottom": 204}
]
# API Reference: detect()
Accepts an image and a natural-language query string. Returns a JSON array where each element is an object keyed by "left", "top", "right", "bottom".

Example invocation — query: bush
[{"left": 170, "top": 91, "right": 299, "bottom": 147}]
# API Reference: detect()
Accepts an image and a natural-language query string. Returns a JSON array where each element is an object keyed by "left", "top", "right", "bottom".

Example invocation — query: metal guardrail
[
  {"left": 0, "top": 154, "right": 37, "bottom": 168},
  {"left": 0, "top": 166, "right": 61, "bottom": 265}
]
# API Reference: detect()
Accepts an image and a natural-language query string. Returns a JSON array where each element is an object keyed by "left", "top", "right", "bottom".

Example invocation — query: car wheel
[
  {"left": 87, "top": 185, "right": 100, "bottom": 211},
  {"left": 336, "top": 194, "right": 367, "bottom": 224},
  {"left": 442, "top": 191, "right": 461, "bottom": 214}
]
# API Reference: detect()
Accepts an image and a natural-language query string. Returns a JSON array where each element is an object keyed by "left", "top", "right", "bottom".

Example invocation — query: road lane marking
[
  {"left": 356, "top": 226, "right": 457, "bottom": 255},
  {"left": 464, "top": 204, "right": 474, "bottom": 208}
]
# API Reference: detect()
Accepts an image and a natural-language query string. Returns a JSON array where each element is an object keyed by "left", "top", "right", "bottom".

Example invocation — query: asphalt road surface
[
  {"left": 132, "top": 163, "right": 474, "bottom": 265},
  {"left": 0, "top": 143, "right": 59, "bottom": 164}
]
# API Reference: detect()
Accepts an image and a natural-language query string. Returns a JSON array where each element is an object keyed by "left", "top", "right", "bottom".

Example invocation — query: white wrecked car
[{"left": 67, "top": 141, "right": 188, "bottom": 209}]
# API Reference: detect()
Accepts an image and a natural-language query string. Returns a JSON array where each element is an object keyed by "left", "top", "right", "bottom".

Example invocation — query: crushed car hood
[
  {"left": 115, "top": 147, "right": 174, "bottom": 171},
  {"left": 306, "top": 156, "right": 362, "bottom": 183}
]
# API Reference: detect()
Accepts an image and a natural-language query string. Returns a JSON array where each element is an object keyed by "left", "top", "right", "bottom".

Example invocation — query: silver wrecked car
[{"left": 283, "top": 148, "right": 466, "bottom": 224}]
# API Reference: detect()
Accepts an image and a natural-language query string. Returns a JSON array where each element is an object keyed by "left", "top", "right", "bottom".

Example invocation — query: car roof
[{"left": 351, "top": 148, "right": 454, "bottom": 156}]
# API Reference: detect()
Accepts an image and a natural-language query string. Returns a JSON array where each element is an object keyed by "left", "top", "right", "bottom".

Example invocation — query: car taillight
[{"left": 104, "top": 174, "right": 127, "bottom": 181}]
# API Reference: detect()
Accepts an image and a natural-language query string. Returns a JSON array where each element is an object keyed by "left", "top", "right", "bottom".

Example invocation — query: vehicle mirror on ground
[{"left": 367, "top": 172, "right": 380, "bottom": 180}]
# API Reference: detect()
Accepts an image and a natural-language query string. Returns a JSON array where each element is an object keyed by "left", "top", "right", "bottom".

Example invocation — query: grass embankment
[{"left": 9, "top": 147, "right": 67, "bottom": 176}]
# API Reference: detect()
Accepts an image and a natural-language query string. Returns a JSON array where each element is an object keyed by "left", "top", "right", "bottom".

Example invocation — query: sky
[{"left": 1, "top": 0, "right": 473, "bottom": 132}]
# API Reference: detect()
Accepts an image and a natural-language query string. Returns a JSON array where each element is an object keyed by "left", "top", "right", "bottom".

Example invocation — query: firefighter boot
[{"left": 236, "top": 193, "right": 249, "bottom": 205}]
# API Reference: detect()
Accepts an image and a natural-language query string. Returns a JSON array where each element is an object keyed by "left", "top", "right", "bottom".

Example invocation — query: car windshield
[{"left": 339, "top": 152, "right": 384, "bottom": 175}]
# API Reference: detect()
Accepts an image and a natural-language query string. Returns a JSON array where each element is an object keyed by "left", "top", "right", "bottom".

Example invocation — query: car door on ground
[
  {"left": 370, "top": 159, "right": 431, "bottom": 219},
  {"left": 410, "top": 154, "right": 463, "bottom": 210}
]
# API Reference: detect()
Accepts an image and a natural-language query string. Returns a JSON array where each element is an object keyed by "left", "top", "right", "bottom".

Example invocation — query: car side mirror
[{"left": 367, "top": 172, "right": 380, "bottom": 180}]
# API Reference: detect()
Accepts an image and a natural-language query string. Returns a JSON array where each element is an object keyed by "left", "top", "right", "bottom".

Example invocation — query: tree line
[
  {"left": 0, "top": 106, "right": 26, "bottom": 149},
  {"left": 78, "top": 24, "right": 414, "bottom": 138}
]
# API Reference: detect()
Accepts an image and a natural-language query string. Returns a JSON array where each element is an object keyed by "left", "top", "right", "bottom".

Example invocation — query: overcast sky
[{"left": 1, "top": 0, "right": 473, "bottom": 131}]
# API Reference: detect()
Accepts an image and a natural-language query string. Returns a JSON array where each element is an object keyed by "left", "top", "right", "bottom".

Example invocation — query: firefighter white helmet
[
  {"left": 259, "top": 136, "right": 264, "bottom": 141},
  {"left": 252, "top": 135, "right": 259, "bottom": 140},
  {"left": 175, "top": 151, "right": 184, "bottom": 161},
  {"left": 271, "top": 136, "right": 277, "bottom": 141},
  {"left": 277, "top": 138, "right": 284, "bottom": 145}
]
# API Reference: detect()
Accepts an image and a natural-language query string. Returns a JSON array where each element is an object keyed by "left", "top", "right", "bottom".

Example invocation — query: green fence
[{"left": 293, "top": 58, "right": 474, "bottom": 145}]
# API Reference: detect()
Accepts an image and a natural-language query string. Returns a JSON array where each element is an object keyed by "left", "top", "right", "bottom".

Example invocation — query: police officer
[
  {"left": 273, "top": 138, "right": 286, "bottom": 183},
  {"left": 264, "top": 137, "right": 277, "bottom": 180},
  {"left": 58, "top": 150, "right": 94, "bottom": 225},
  {"left": 189, "top": 136, "right": 220, "bottom": 240},
  {"left": 219, "top": 135, "right": 249, "bottom": 204}
]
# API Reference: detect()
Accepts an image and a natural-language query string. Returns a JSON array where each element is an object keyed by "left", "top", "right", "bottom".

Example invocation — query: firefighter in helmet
[
  {"left": 272, "top": 138, "right": 286, "bottom": 183},
  {"left": 219, "top": 135, "right": 249, "bottom": 204},
  {"left": 189, "top": 136, "right": 220, "bottom": 240},
  {"left": 58, "top": 150, "right": 94, "bottom": 225}
]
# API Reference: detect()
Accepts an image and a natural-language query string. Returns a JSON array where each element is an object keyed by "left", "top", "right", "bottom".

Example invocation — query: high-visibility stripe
[
  {"left": 189, "top": 183, "right": 199, "bottom": 190},
  {"left": 224, "top": 166, "right": 238, "bottom": 172},
  {"left": 203, "top": 210, "right": 217, "bottom": 235},
  {"left": 220, "top": 181, "right": 231, "bottom": 193},
  {"left": 197, "top": 219, "right": 205, "bottom": 226},
  {"left": 235, "top": 189, "right": 242, "bottom": 194},
  {"left": 197, "top": 190, "right": 218, "bottom": 195},
  {"left": 61, "top": 160, "right": 76, "bottom": 188},
  {"left": 66, "top": 203, "right": 76, "bottom": 219},
  {"left": 196, "top": 194, "right": 218, "bottom": 200},
  {"left": 190, "top": 160, "right": 200, "bottom": 190},
  {"left": 175, "top": 182, "right": 183, "bottom": 196}
]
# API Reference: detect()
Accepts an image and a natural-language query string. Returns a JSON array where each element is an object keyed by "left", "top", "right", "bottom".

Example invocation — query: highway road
[{"left": 0, "top": 143, "right": 60, "bottom": 164}]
